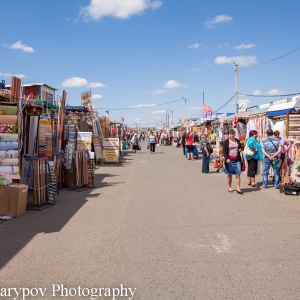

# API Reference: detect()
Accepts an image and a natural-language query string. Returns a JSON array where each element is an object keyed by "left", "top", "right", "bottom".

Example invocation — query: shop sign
[{"left": 103, "top": 138, "right": 119, "bottom": 163}]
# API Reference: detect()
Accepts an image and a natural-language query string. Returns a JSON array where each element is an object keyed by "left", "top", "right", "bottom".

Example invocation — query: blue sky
[{"left": 2, "top": 0, "right": 300, "bottom": 127}]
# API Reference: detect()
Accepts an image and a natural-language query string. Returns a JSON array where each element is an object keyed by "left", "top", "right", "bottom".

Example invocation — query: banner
[
  {"left": 81, "top": 91, "right": 92, "bottom": 109},
  {"left": 103, "top": 138, "right": 119, "bottom": 163}
]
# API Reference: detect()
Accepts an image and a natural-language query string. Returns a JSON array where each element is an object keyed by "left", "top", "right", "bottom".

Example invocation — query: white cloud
[
  {"left": 151, "top": 110, "right": 166, "bottom": 114},
  {"left": 235, "top": 99, "right": 251, "bottom": 104},
  {"left": 187, "top": 68, "right": 201, "bottom": 73},
  {"left": 252, "top": 89, "right": 263, "bottom": 96},
  {"left": 163, "top": 80, "right": 183, "bottom": 89},
  {"left": 129, "top": 103, "right": 157, "bottom": 108},
  {"left": 0, "top": 72, "right": 27, "bottom": 79},
  {"left": 215, "top": 56, "right": 258, "bottom": 67},
  {"left": 216, "top": 43, "right": 229, "bottom": 49},
  {"left": 205, "top": 15, "right": 232, "bottom": 28},
  {"left": 89, "top": 82, "right": 108, "bottom": 88},
  {"left": 267, "top": 89, "right": 284, "bottom": 96},
  {"left": 80, "top": 0, "right": 162, "bottom": 21},
  {"left": 190, "top": 106, "right": 202, "bottom": 111},
  {"left": 92, "top": 94, "right": 103, "bottom": 100},
  {"left": 62, "top": 77, "right": 88, "bottom": 87},
  {"left": 6, "top": 41, "right": 35, "bottom": 53},
  {"left": 151, "top": 89, "right": 166, "bottom": 94},
  {"left": 234, "top": 44, "right": 256, "bottom": 50},
  {"left": 188, "top": 43, "right": 201, "bottom": 49}
]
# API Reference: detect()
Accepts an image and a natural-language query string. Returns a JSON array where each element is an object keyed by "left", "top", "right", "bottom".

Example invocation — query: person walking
[
  {"left": 131, "top": 133, "right": 140, "bottom": 154},
  {"left": 273, "top": 130, "right": 292, "bottom": 177},
  {"left": 261, "top": 129, "right": 282, "bottom": 189},
  {"left": 148, "top": 131, "right": 156, "bottom": 153},
  {"left": 209, "top": 130, "right": 217, "bottom": 145},
  {"left": 156, "top": 132, "right": 160, "bottom": 146},
  {"left": 223, "top": 129, "right": 243, "bottom": 194},
  {"left": 185, "top": 130, "right": 194, "bottom": 160},
  {"left": 244, "top": 130, "right": 263, "bottom": 187},
  {"left": 181, "top": 132, "right": 186, "bottom": 155},
  {"left": 160, "top": 131, "right": 165, "bottom": 146},
  {"left": 193, "top": 132, "right": 199, "bottom": 143},
  {"left": 200, "top": 132, "right": 210, "bottom": 173}
]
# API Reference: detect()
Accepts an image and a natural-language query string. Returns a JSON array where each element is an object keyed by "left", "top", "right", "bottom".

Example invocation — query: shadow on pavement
[
  {"left": 99, "top": 151, "right": 134, "bottom": 168},
  {"left": 0, "top": 170, "right": 124, "bottom": 269}
]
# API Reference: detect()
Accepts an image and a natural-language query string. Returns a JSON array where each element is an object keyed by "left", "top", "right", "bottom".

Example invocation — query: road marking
[
  {"left": 187, "top": 234, "right": 236, "bottom": 254},
  {"left": 212, "top": 234, "right": 236, "bottom": 254}
]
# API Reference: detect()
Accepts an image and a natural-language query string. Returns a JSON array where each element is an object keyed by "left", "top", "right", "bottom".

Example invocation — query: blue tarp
[
  {"left": 267, "top": 108, "right": 295, "bottom": 117},
  {"left": 267, "top": 101, "right": 297, "bottom": 117}
]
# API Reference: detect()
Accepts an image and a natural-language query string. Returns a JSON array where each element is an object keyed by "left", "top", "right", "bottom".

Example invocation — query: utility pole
[
  {"left": 166, "top": 109, "right": 169, "bottom": 130},
  {"left": 202, "top": 90, "right": 205, "bottom": 119},
  {"left": 169, "top": 109, "right": 173, "bottom": 128},
  {"left": 233, "top": 62, "right": 239, "bottom": 113},
  {"left": 182, "top": 97, "right": 187, "bottom": 129}
]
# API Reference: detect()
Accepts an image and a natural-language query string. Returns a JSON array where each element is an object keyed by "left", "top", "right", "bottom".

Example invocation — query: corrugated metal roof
[{"left": 6, "top": 83, "right": 57, "bottom": 90}]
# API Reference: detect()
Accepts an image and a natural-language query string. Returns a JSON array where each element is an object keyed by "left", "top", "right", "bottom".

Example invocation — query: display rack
[
  {"left": 287, "top": 112, "right": 300, "bottom": 141},
  {"left": 53, "top": 152, "right": 65, "bottom": 193},
  {"left": 68, "top": 150, "right": 95, "bottom": 192},
  {"left": 26, "top": 156, "right": 55, "bottom": 210}
]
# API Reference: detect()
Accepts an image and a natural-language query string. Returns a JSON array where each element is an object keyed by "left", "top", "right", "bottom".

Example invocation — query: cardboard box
[{"left": 0, "top": 184, "right": 28, "bottom": 217}]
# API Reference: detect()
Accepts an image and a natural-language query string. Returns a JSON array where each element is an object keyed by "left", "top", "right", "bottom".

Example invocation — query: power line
[
  {"left": 95, "top": 97, "right": 185, "bottom": 111},
  {"left": 213, "top": 95, "right": 235, "bottom": 114},
  {"left": 205, "top": 70, "right": 235, "bottom": 101},
  {"left": 241, "top": 46, "right": 300, "bottom": 71}
]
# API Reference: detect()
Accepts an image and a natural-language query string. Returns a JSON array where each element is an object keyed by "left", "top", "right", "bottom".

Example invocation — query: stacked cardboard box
[{"left": 0, "top": 184, "right": 28, "bottom": 217}]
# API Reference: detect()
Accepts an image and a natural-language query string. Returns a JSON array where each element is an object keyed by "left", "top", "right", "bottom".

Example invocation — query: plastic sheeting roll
[
  {"left": 0, "top": 142, "right": 18, "bottom": 151},
  {"left": 0, "top": 105, "right": 18, "bottom": 115},
  {"left": 0, "top": 115, "right": 17, "bottom": 125},
  {"left": 0, "top": 124, "right": 17, "bottom": 133},
  {"left": 0, "top": 166, "right": 19, "bottom": 174},
  {"left": 0, "top": 175, "right": 12, "bottom": 185},
  {"left": 0, "top": 150, "right": 18, "bottom": 159},
  {"left": 0, "top": 158, "right": 19, "bottom": 166},
  {"left": 0, "top": 133, "right": 18, "bottom": 142}
]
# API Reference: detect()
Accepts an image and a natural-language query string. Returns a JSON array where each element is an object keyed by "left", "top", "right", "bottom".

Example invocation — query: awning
[
  {"left": 33, "top": 99, "right": 58, "bottom": 110},
  {"left": 267, "top": 101, "right": 296, "bottom": 117}
]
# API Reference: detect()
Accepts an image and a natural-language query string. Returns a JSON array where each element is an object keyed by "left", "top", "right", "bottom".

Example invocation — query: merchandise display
[
  {"left": 0, "top": 150, "right": 19, "bottom": 159},
  {"left": 0, "top": 133, "right": 18, "bottom": 142},
  {"left": 0, "top": 101, "right": 20, "bottom": 181}
]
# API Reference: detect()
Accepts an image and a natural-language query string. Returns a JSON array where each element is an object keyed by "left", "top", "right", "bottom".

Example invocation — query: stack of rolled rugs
[
  {"left": 38, "top": 119, "right": 53, "bottom": 160},
  {"left": 0, "top": 105, "right": 19, "bottom": 178}
]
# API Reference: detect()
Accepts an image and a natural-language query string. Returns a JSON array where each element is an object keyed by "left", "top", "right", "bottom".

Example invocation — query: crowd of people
[{"left": 123, "top": 128, "right": 290, "bottom": 195}]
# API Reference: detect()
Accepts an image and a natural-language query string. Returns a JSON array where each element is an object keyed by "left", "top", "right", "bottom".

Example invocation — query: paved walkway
[{"left": 1, "top": 142, "right": 300, "bottom": 300}]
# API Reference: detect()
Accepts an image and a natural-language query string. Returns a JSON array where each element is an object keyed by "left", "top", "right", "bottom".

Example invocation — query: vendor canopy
[{"left": 267, "top": 101, "right": 296, "bottom": 117}]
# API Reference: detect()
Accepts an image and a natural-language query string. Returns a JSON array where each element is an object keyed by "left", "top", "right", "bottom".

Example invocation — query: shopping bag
[
  {"left": 241, "top": 159, "right": 246, "bottom": 172},
  {"left": 244, "top": 143, "right": 255, "bottom": 156},
  {"left": 147, "top": 144, "right": 150, "bottom": 149}
]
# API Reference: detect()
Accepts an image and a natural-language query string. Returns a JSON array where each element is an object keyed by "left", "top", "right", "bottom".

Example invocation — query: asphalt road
[{"left": 0, "top": 141, "right": 300, "bottom": 300}]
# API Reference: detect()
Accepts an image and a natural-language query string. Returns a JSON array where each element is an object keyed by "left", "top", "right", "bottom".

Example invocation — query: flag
[{"left": 203, "top": 104, "right": 211, "bottom": 112}]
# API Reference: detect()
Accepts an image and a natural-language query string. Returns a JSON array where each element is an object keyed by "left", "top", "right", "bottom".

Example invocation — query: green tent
[{"left": 33, "top": 99, "right": 58, "bottom": 110}]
